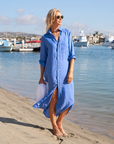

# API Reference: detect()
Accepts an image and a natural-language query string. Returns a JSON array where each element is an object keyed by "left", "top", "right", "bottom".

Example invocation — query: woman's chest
[
  {"left": 52, "top": 32, "right": 59, "bottom": 42},
  {"left": 45, "top": 33, "right": 68, "bottom": 47}
]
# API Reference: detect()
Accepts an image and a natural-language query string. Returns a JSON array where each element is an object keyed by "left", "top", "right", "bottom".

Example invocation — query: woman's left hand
[{"left": 67, "top": 71, "right": 73, "bottom": 84}]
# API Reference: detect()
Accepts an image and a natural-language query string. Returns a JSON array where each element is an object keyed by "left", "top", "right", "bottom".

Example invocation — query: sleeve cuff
[
  {"left": 39, "top": 60, "right": 46, "bottom": 68},
  {"left": 68, "top": 55, "right": 76, "bottom": 61}
]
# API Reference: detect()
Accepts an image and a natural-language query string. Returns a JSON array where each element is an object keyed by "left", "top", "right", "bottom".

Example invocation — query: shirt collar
[{"left": 47, "top": 26, "right": 62, "bottom": 34}]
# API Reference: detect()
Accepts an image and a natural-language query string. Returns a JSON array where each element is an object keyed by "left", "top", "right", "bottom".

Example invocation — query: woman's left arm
[
  {"left": 67, "top": 58, "right": 75, "bottom": 84},
  {"left": 67, "top": 31, "right": 76, "bottom": 84}
]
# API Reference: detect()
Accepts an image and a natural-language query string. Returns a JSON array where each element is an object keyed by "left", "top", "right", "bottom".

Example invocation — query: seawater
[{"left": 0, "top": 45, "right": 114, "bottom": 138}]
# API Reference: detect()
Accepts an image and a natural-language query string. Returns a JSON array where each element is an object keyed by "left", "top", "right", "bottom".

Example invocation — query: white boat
[
  {"left": 0, "top": 40, "right": 12, "bottom": 52},
  {"left": 74, "top": 30, "right": 89, "bottom": 47},
  {"left": 102, "top": 35, "right": 114, "bottom": 47}
]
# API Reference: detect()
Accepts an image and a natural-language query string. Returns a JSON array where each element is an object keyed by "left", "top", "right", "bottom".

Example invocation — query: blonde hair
[{"left": 46, "top": 8, "right": 60, "bottom": 32}]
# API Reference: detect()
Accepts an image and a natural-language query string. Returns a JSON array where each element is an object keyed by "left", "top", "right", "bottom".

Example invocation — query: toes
[
  {"left": 53, "top": 128, "right": 63, "bottom": 137},
  {"left": 56, "top": 133, "right": 63, "bottom": 137},
  {"left": 63, "top": 132, "right": 68, "bottom": 136},
  {"left": 57, "top": 126, "right": 67, "bottom": 135}
]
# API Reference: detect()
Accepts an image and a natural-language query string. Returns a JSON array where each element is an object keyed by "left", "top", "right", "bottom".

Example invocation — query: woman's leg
[
  {"left": 49, "top": 86, "right": 63, "bottom": 136},
  {"left": 56, "top": 108, "right": 69, "bottom": 136}
]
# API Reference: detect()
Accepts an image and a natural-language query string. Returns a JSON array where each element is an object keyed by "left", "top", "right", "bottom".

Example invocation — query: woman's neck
[{"left": 51, "top": 25, "right": 59, "bottom": 33}]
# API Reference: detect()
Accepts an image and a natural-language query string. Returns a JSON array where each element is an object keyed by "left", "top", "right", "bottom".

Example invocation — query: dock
[{"left": 12, "top": 47, "right": 40, "bottom": 52}]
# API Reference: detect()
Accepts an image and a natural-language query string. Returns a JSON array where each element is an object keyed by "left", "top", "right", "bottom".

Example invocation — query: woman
[{"left": 33, "top": 8, "right": 76, "bottom": 137}]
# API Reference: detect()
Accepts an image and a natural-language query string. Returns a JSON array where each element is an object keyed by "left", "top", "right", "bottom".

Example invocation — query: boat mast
[{"left": 6, "top": 25, "right": 7, "bottom": 39}]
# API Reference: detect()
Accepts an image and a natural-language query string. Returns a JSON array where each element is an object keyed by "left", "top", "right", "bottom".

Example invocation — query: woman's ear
[{"left": 51, "top": 16, "right": 55, "bottom": 24}]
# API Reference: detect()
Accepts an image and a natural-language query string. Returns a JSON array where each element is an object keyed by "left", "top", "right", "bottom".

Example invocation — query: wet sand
[{"left": 0, "top": 87, "right": 114, "bottom": 144}]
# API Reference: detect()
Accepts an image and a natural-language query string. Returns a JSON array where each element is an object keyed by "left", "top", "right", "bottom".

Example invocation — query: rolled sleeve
[
  {"left": 39, "top": 60, "right": 46, "bottom": 68},
  {"left": 68, "top": 31, "right": 76, "bottom": 61},
  {"left": 39, "top": 36, "right": 47, "bottom": 68}
]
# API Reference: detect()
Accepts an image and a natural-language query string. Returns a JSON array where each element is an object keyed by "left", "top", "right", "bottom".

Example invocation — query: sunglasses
[{"left": 56, "top": 15, "right": 64, "bottom": 19}]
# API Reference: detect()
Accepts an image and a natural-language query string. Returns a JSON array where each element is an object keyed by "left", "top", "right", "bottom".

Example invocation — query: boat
[
  {"left": 111, "top": 40, "right": 114, "bottom": 49},
  {"left": 102, "top": 35, "right": 114, "bottom": 47},
  {"left": 74, "top": 30, "right": 89, "bottom": 47},
  {"left": 0, "top": 39, "right": 12, "bottom": 52},
  {"left": 26, "top": 40, "right": 41, "bottom": 51},
  {"left": 10, "top": 39, "right": 23, "bottom": 45}
]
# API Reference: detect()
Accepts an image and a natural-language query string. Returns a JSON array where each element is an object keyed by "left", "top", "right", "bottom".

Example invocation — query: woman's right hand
[{"left": 39, "top": 78, "right": 47, "bottom": 85}]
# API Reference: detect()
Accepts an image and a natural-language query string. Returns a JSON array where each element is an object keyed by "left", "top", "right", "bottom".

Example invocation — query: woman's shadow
[{"left": 0, "top": 117, "right": 53, "bottom": 134}]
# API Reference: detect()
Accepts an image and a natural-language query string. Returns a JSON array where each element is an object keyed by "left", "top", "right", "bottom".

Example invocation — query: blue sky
[{"left": 0, "top": 0, "right": 114, "bottom": 36}]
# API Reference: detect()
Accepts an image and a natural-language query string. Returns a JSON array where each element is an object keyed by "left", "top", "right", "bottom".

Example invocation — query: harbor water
[{"left": 0, "top": 45, "right": 114, "bottom": 138}]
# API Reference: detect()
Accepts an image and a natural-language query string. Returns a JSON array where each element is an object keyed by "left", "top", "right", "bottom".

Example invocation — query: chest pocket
[{"left": 60, "top": 40, "right": 69, "bottom": 53}]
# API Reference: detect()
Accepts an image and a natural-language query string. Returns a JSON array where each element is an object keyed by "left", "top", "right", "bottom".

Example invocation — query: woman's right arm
[
  {"left": 39, "top": 36, "right": 47, "bottom": 85},
  {"left": 39, "top": 65, "right": 46, "bottom": 84}
]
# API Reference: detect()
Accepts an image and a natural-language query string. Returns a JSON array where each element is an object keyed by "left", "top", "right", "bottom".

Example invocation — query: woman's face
[{"left": 52, "top": 11, "right": 63, "bottom": 26}]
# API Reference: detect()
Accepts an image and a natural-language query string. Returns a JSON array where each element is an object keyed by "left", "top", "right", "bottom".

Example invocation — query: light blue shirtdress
[{"left": 33, "top": 26, "right": 76, "bottom": 118}]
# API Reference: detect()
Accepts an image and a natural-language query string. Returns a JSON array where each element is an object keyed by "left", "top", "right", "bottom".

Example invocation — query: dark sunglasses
[{"left": 56, "top": 15, "right": 64, "bottom": 19}]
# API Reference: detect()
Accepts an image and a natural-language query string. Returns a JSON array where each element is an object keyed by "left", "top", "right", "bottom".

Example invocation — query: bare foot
[
  {"left": 53, "top": 127, "right": 63, "bottom": 137},
  {"left": 57, "top": 122, "right": 68, "bottom": 136}
]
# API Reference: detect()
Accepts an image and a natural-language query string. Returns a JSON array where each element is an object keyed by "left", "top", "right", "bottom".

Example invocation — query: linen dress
[{"left": 33, "top": 26, "right": 76, "bottom": 118}]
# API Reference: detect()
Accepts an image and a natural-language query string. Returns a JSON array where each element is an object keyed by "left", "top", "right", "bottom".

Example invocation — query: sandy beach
[{"left": 0, "top": 87, "right": 114, "bottom": 144}]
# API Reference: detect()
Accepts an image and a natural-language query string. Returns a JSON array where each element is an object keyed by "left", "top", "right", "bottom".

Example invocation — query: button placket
[{"left": 57, "top": 31, "right": 61, "bottom": 97}]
